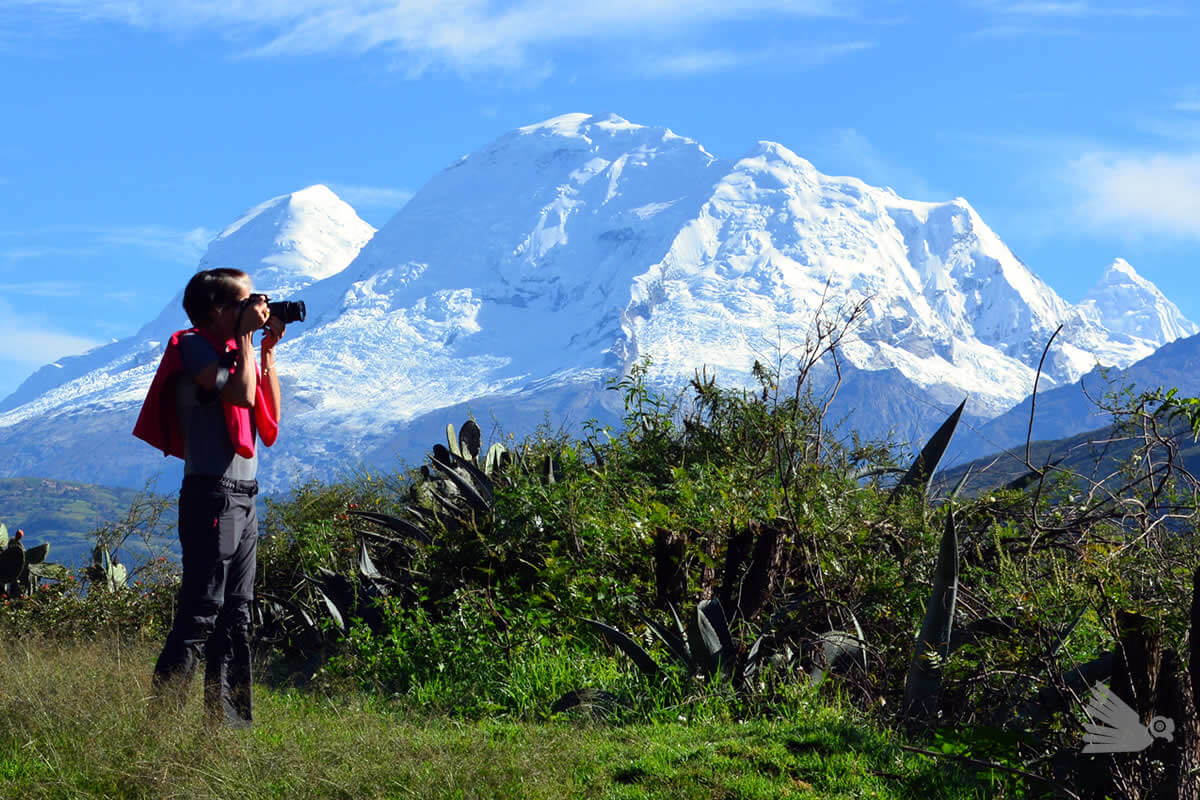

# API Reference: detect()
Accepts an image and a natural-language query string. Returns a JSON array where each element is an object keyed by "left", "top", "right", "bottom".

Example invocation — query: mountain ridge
[{"left": 1, "top": 112, "right": 1193, "bottom": 492}]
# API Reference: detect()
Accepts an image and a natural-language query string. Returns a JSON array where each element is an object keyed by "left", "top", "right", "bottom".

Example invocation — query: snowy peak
[
  {"left": 1080, "top": 258, "right": 1198, "bottom": 345},
  {"left": 0, "top": 185, "right": 375, "bottom": 416},
  {"left": 200, "top": 184, "right": 376, "bottom": 296},
  {"left": 3, "top": 113, "right": 1198, "bottom": 494}
]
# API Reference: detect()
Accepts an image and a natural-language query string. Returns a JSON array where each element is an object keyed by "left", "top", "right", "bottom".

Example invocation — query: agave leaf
[
  {"left": 357, "top": 539, "right": 388, "bottom": 588},
  {"left": 668, "top": 602, "right": 688, "bottom": 647},
  {"left": 349, "top": 510, "right": 433, "bottom": 545},
  {"left": 1003, "top": 459, "right": 1064, "bottom": 493},
  {"left": 429, "top": 456, "right": 490, "bottom": 516},
  {"left": 313, "top": 584, "right": 345, "bottom": 632},
  {"left": 950, "top": 467, "right": 973, "bottom": 500},
  {"left": 445, "top": 424, "right": 462, "bottom": 459},
  {"left": 809, "top": 630, "right": 867, "bottom": 685},
  {"left": 746, "top": 634, "right": 767, "bottom": 668},
  {"left": 404, "top": 504, "right": 439, "bottom": 529},
  {"left": 902, "top": 505, "right": 959, "bottom": 720},
  {"left": 447, "top": 452, "right": 496, "bottom": 506},
  {"left": 550, "top": 688, "right": 620, "bottom": 717},
  {"left": 25, "top": 542, "right": 49, "bottom": 565},
  {"left": 584, "top": 618, "right": 662, "bottom": 677},
  {"left": 459, "top": 419, "right": 482, "bottom": 463},
  {"left": 888, "top": 398, "right": 967, "bottom": 504},
  {"left": 852, "top": 466, "right": 906, "bottom": 482},
  {"left": 639, "top": 613, "right": 692, "bottom": 669},
  {"left": 432, "top": 443, "right": 453, "bottom": 466},
  {"left": 696, "top": 598, "right": 735, "bottom": 678}
]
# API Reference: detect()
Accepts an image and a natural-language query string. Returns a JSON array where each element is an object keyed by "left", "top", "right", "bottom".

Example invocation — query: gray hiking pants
[{"left": 152, "top": 476, "right": 258, "bottom": 726}]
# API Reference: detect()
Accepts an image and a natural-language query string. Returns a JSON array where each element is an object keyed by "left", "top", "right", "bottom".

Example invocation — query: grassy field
[{"left": 0, "top": 639, "right": 995, "bottom": 800}]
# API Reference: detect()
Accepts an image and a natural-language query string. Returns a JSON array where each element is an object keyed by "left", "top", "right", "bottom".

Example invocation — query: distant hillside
[
  {"left": 0, "top": 478, "right": 166, "bottom": 568},
  {"left": 936, "top": 415, "right": 1200, "bottom": 498}
]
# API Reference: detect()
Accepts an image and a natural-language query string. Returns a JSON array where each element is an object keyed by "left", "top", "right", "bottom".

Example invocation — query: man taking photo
[{"left": 134, "top": 267, "right": 284, "bottom": 727}]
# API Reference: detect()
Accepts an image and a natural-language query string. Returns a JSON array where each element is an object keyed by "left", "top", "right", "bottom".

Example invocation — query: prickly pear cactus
[
  {"left": 484, "top": 442, "right": 506, "bottom": 477},
  {"left": 0, "top": 530, "right": 61, "bottom": 597},
  {"left": 89, "top": 546, "right": 128, "bottom": 592}
]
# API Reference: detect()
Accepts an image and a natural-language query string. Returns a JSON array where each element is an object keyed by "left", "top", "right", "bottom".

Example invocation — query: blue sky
[{"left": 1, "top": 0, "right": 1197, "bottom": 400}]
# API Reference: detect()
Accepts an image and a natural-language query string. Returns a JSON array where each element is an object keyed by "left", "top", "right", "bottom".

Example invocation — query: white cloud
[
  {"left": 93, "top": 225, "right": 214, "bottom": 263},
  {"left": 1172, "top": 89, "right": 1200, "bottom": 113},
  {"left": 973, "top": 0, "right": 1187, "bottom": 16},
  {"left": 2, "top": 0, "right": 853, "bottom": 72},
  {"left": 1067, "top": 150, "right": 1200, "bottom": 238},
  {"left": 0, "top": 280, "right": 95, "bottom": 297},
  {"left": 0, "top": 298, "right": 103, "bottom": 369},
  {"left": 0, "top": 245, "right": 98, "bottom": 262},
  {"left": 0, "top": 224, "right": 214, "bottom": 264},
  {"left": 327, "top": 183, "right": 414, "bottom": 211},
  {"left": 643, "top": 40, "right": 872, "bottom": 77}
]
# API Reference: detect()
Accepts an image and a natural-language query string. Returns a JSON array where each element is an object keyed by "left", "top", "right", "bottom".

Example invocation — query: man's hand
[
  {"left": 262, "top": 316, "right": 286, "bottom": 351},
  {"left": 237, "top": 296, "right": 270, "bottom": 338}
]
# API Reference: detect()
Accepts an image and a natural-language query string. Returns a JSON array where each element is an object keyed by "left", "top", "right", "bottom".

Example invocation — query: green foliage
[{"left": 5, "top": 324, "right": 1198, "bottom": 795}]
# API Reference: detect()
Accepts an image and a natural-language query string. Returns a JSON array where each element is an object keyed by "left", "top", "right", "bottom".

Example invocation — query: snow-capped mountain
[
  {"left": 1078, "top": 258, "right": 1198, "bottom": 346},
  {"left": 0, "top": 113, "right": 1193, "bottom": 492}
]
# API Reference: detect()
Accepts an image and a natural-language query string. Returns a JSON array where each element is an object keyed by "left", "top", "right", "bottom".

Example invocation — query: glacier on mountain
[{"left": 0, "top": 113, "right": 1193, "bottom": 492}]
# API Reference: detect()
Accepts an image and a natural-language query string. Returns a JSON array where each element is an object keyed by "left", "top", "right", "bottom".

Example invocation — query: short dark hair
[{"left": 182, "top": 268, "right": 250, "bottom": 327}]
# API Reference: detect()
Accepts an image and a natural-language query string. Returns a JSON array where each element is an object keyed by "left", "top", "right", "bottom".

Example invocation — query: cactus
[
  {"left": 1, "top": 530, "right": 63, "bottom": 597},
  {"left": 89, "top": 546, "right": 127, "bottom": 592},
  {"left": 445, "top": 423, "right": 463, "bottom": 459},
  {"left": 484, "top": 442, "right": 506, "bottom": 477},
  {"left": 458, "top": 419, "right": 482, "bottom": 464},
  {"left": 0, "top": 540, "right": 25, "bottom": 594}
]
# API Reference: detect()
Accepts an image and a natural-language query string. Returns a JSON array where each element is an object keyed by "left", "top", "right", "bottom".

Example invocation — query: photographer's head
[{"left": 183, "top": 269, "right": 250, "bottom": 326}]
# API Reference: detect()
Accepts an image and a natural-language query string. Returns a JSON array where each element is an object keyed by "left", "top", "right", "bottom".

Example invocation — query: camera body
[{"left": 240, "top": 294, "right": 306, "bottom": 327}]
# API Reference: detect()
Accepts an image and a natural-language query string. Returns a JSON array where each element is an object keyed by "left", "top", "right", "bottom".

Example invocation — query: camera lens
[{"left": 267, "top": 300, "right": 306, "bottom": 324}]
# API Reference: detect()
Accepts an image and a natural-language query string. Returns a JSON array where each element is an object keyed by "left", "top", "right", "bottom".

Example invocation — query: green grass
[{"left": 0, "top": 638, "right": 995, "bottom": 799}]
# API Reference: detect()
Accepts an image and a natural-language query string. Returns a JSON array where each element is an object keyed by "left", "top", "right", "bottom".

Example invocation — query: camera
[
  {"left": 267, "top": 300, "right": 306, "bottom": 324},
  {"left": 240, "top": 294, "right": 306, "bottom": 327}
]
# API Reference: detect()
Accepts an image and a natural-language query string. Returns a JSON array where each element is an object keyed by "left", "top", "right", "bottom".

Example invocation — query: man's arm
[
  {"left": 192, "top": 297, "right": 269, "bottom": 407},
  {"left": 260, "top": 317, "right": 284, "bottom": 422},
  {"left": 192, "top": 330, "right": 258, "bottom": 408}
]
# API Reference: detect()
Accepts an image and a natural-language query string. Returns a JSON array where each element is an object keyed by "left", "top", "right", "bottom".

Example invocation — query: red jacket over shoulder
[{"left": 132, "top": 328, "right": 278, "bottom": 460}]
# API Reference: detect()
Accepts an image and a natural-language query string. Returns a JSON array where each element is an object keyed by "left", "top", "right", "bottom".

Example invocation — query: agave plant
[
  {"left": 555, "top": 591, "right": 868, "bottom": 712},
  {"left": 270, "top": 420, "right": 530, "bottom": 645}
]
